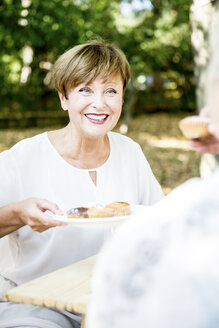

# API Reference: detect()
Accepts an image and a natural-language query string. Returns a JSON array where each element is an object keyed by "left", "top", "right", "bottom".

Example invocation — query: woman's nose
[{"left": 91, "top": 92, "right": 105, "bottom": 109}]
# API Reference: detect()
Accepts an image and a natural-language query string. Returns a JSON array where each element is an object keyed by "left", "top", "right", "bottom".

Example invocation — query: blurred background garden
[{"left": 0, "top": 0, "right": 209, "bottom": 193}]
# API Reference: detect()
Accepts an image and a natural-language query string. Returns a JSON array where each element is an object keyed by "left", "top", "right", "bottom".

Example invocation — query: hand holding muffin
[{"left": 180, "top": 107, "right": 219, "bottom": 154}]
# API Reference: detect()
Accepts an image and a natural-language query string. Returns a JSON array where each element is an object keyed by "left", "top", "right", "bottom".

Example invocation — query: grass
[
  {"left": 123, "top": 113, "right": 201, "bottom": 194},
  {"left": 0, "top": 112, "right": 201, "bottom": 194}
]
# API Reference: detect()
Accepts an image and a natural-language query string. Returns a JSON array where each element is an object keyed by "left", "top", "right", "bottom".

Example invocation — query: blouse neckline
[{"left": 44, "top": 131, "right": 113, "bottom": 172}]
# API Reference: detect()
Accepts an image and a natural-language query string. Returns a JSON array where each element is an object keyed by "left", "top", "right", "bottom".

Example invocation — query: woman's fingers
[
  {"left": 18, "top": 198, "right": 66, "bottom": 231},
  {"left": 36, "top": 198, "right": 63, "bottom": 215},
  {"left": 190, "top": 135, "right": 219, "bottom": 154}
]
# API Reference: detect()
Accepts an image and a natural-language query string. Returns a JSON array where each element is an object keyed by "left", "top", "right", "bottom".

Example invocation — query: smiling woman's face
[{"left": 59, "top": 74, "right": 124, "bottom": 140}]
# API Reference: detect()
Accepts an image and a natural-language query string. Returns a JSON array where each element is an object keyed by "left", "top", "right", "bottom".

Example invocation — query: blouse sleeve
[
  {"left": 0, "top": 150, "right": 21, "bottom": 206},
  {"left": 135, "top": 143, "right": 164, "bottom": 205}
]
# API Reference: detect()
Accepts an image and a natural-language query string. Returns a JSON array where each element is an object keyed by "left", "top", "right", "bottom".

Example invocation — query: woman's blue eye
[
  {"left": 106, "top": 89, "right": 117, "bottom": 94},
  {"left": 79, "top": 87, "right": 91, "bottom": 93}
]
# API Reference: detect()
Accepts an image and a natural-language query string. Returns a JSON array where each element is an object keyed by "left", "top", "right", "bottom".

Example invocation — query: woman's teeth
[{"left": 85, "top": 114, "right": 108, "bottom": 121}]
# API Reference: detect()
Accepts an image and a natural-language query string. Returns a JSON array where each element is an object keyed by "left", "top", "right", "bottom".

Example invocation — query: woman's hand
[
  {"left": 0, "top": 198, "right": 66, "bottom": 237},
  {"left": 190, "top": 135, "right": 219, "bottom": 154},
  {"left": 15, "top": 198, "right": 66, "bottom": 232}
]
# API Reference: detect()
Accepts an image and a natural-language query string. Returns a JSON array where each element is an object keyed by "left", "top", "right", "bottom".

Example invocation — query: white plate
[{"left": 47, "top": 205, "right": 148, "bottom": 228}]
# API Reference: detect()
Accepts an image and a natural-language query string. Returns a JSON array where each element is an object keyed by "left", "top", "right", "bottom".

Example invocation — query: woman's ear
[{"left": 58, "top": 92, "right": 68, "bottom": 111}]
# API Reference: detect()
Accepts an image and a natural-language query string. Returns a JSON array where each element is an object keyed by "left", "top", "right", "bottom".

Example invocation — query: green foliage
[{"left": 0, "top": 0, "right": 195, "bottom": 123}]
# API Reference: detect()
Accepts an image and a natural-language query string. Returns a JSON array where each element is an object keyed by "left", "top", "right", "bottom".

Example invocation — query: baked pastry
[
  {"left": 88, "top": 206, "right": 115, "bottom": 218},
  {"left": 66, "top": 207, "right": 89, "bottom": 218},
  {"left": 66, "top": 202, "right": 130, "bottom": 219},
  {"left": 105, "top": 202, "right": 130, "bottom": 216},
  {"left": 179, "top": 116, "right": 212, "bottom": 139},
  {"left": 66, "top": 206, "right": 114, "bottom": 219}
]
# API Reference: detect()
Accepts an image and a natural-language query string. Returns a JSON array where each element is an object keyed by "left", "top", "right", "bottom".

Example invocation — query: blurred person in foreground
[
  {"left": 0, "top": 40, "right": 164, "bottom": 328},
  {"left": 190, "top": 0, "right": 219, "bottom": 177},
  {"left": 86, "top": 18, "right": 219, "bottom": 328}
]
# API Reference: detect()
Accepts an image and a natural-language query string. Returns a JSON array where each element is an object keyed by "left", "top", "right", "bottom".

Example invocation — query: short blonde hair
[{"left": 49, "top": 39, "right": 130, "bottom": 98}]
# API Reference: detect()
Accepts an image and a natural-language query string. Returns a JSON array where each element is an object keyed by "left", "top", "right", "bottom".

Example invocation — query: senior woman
[{"left": 0, "top": 39, "right": 163, "bottom": 328}]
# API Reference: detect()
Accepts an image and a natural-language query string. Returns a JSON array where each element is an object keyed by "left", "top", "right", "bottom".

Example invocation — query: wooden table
[{"left": 2, "top": 255, "right": 97, "bottom": 328}]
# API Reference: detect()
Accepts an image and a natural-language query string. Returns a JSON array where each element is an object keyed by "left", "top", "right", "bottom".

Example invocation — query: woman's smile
[{"left": 85, "top": 113, "right": 109, "bottom": 124}]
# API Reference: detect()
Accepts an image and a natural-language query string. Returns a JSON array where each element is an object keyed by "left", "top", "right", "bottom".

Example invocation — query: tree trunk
[{"left": 190, "top": 0, "right": 215, "bottom": 111}]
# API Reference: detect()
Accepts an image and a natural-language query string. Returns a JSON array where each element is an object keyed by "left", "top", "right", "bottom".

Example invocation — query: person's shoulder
[
  {"left": 151, "top": 175, "right": 209, "bottom": 222},
  {"left": 169, "top": 169, "right": 219, "bottom": 202},
  {"left": 160, "top": 177, "right": 203, "bottom": 205},
  {"left": 109, "top": 131, "right": 140, "bottom": 148},
  {"left": 2, "top": 132, "right": 47, "bottom": 158},
  {"left": 12, "top": 132, "right": 46, "bottom": 149}
]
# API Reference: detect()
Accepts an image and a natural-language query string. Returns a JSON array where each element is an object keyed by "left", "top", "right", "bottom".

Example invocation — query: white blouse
[{"left": 0, "top": 131, "right": 163, "bottom": 286}]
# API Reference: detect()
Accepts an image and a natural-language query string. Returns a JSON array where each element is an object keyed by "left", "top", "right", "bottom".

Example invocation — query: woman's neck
[{"left": 48, "top": 125, "right": 110, "bottom": 169}]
